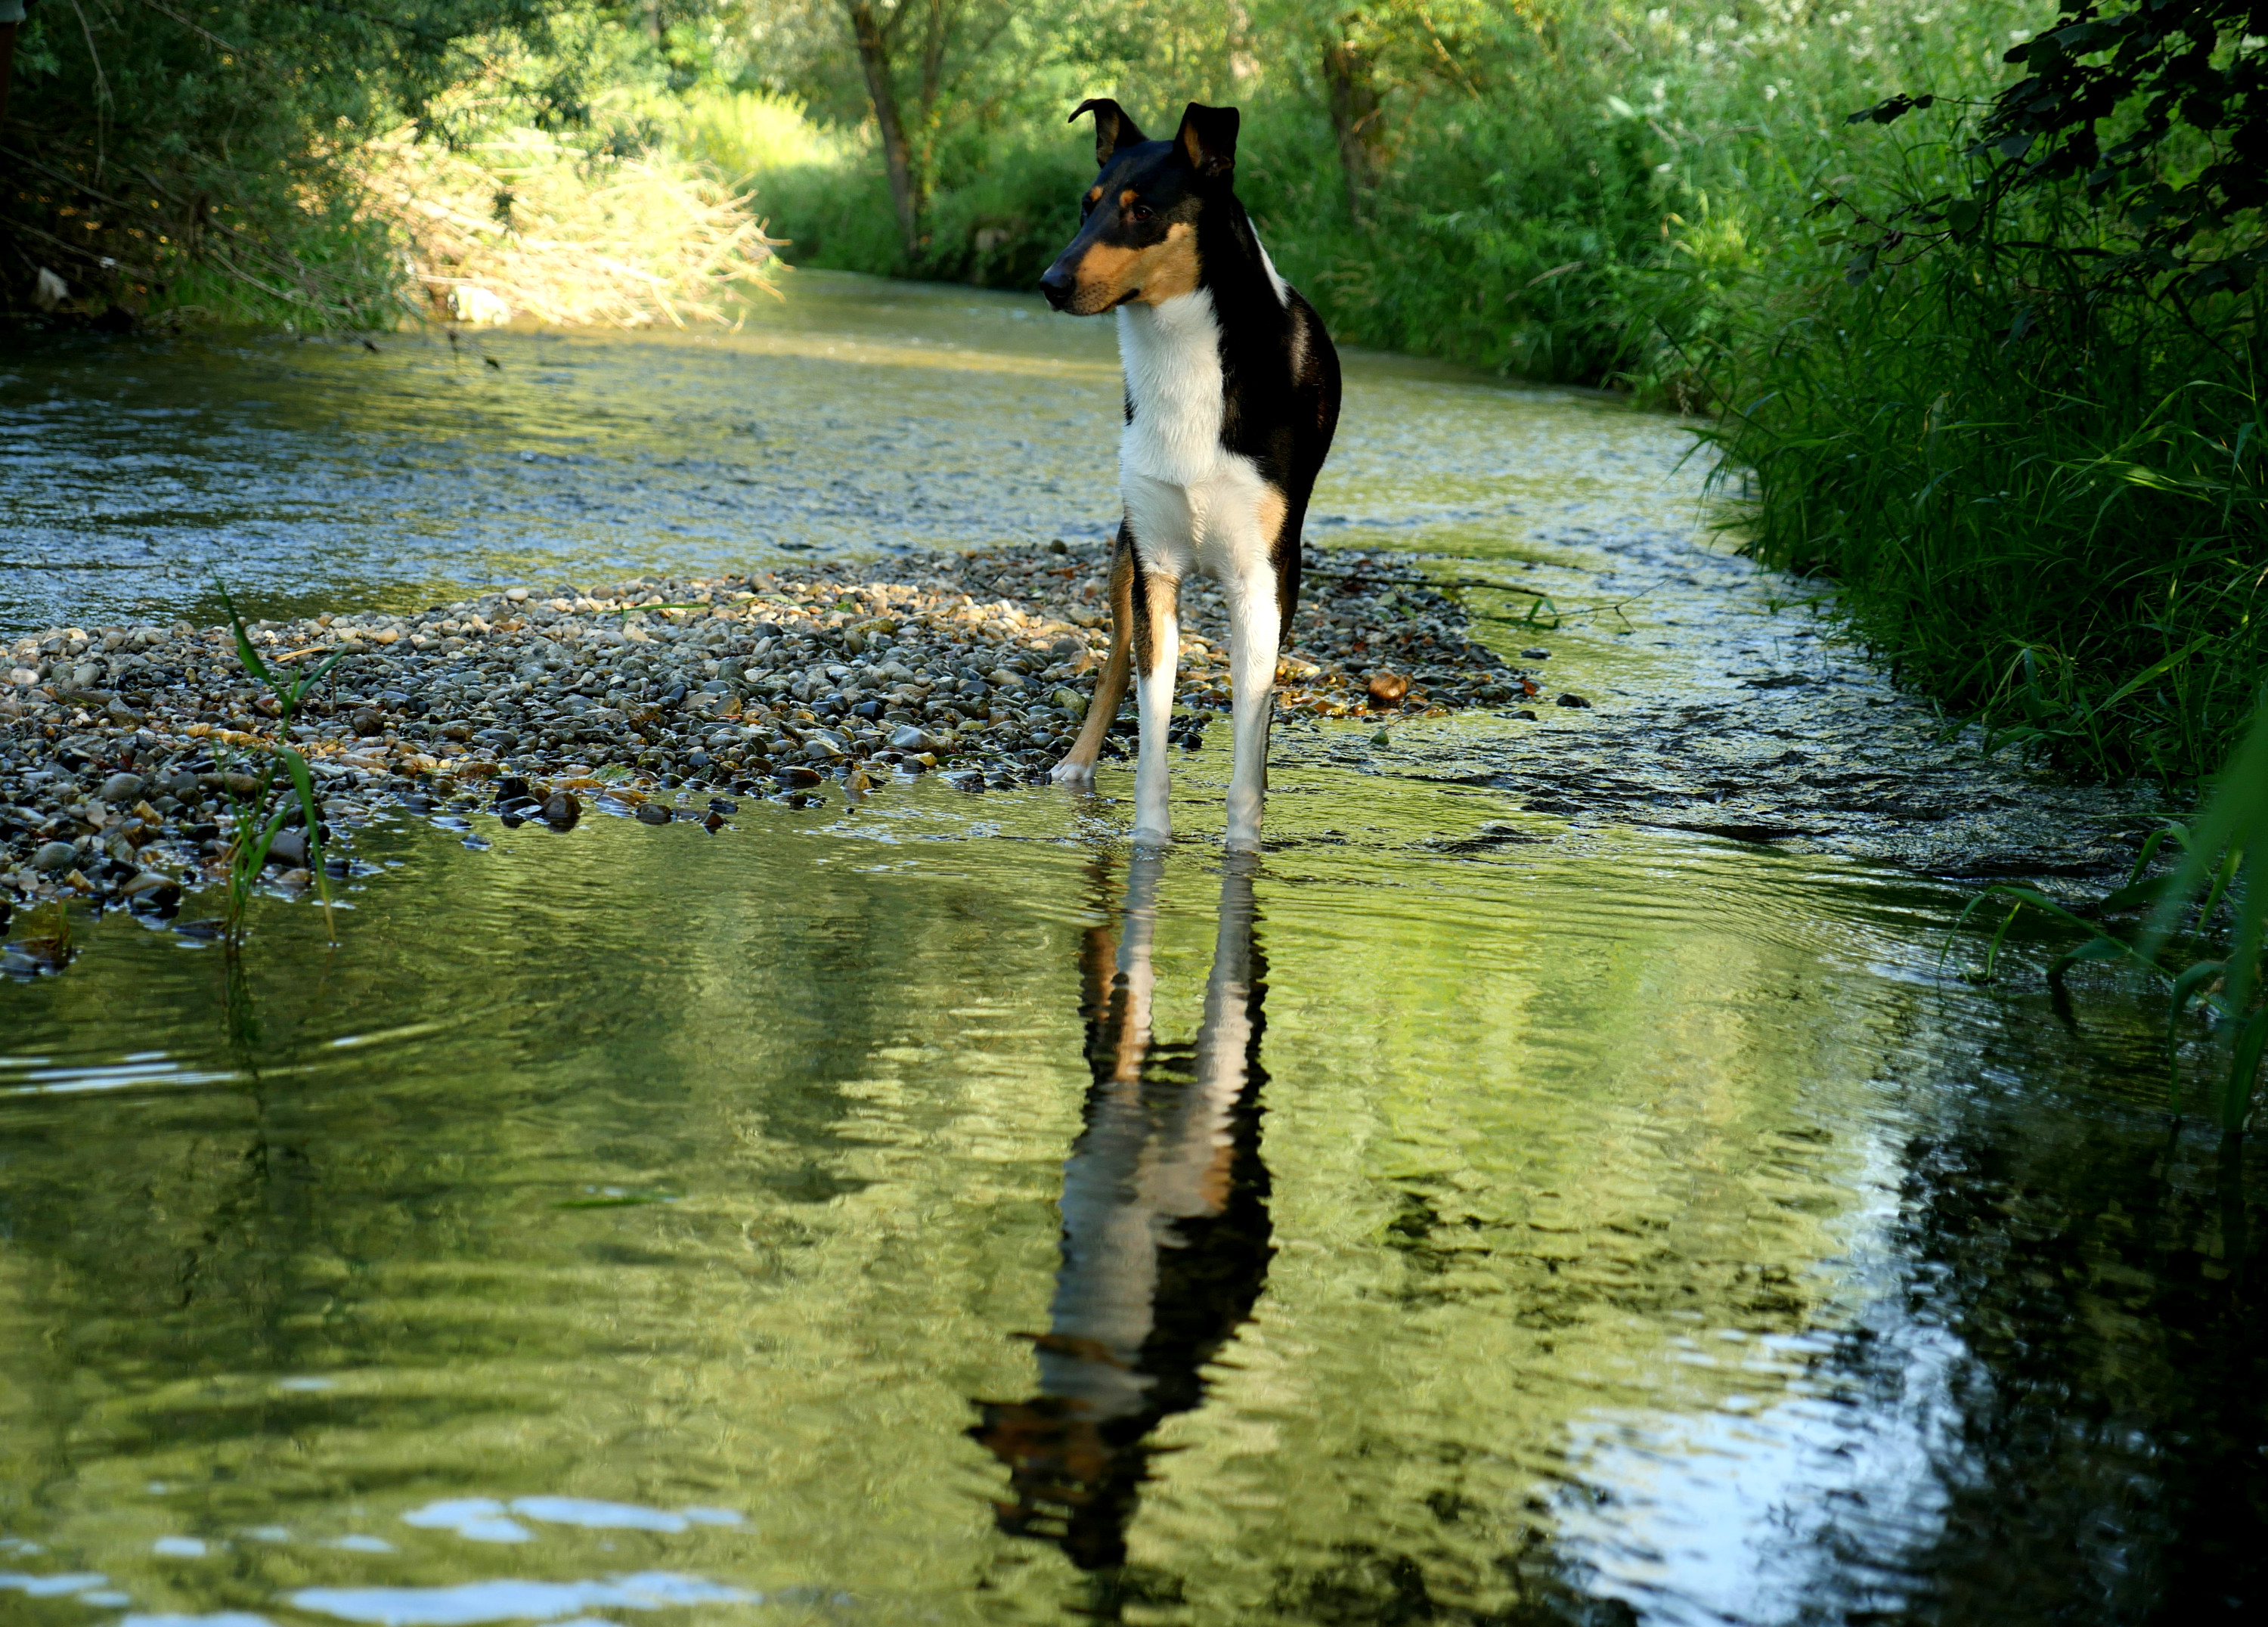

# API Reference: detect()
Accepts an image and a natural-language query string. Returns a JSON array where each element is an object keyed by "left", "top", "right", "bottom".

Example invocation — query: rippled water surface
[{"left": 2, "top": 277, "right": 2263, "bottom": 1625}]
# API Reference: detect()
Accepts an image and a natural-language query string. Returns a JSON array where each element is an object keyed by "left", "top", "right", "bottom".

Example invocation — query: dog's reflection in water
[{"left": 972, "top": 851, "right": 1275, "bottom": 1571}]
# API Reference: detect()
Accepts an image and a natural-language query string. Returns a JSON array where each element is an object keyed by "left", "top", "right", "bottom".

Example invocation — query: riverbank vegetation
[
  {"left": 2, "top": 2, "right": 2261, "bottom": 783},
  {"left": 0, "top": 2, "right": 776, "bottom": 327}
]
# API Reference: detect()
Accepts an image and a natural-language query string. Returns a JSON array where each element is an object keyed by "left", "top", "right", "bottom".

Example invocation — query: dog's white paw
[
  {"left": 1049, "top": 759, "right": 1096, "bottom": 788},
  {"left": 1129, "top": 825, "right": 1173, "bottom": 849}
]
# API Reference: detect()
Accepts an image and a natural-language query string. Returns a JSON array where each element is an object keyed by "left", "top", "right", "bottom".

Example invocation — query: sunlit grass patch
[{"left": 355, "top": 126, "right": 782, "bottom": 329}]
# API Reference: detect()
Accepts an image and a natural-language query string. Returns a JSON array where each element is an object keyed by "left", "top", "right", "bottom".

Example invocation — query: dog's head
[{"left": 1039, "top": 101, "right": 1240, "bottom": 315}]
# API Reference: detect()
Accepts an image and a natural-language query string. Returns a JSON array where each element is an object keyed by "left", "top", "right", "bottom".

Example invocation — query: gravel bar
[{"left": 1, "top": 538, "right": 1538, "bottom": 925}]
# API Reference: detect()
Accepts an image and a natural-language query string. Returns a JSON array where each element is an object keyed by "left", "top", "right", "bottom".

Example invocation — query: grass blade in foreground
[
  {"left": 215, "top": 584, "right": 340, "bottom": 948},
  {"left": 1952, "top": 696, "right": 2268, "bottom": 1132}
]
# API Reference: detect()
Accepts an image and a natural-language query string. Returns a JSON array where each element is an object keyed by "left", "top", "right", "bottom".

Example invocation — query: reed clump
[{"left": 356, "top": 128, "right": 782, "bottom": 329}]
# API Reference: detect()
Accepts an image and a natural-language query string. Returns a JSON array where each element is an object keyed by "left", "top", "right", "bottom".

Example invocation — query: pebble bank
[{"left": 1, "top": 539, "right": 1542, "bottom": 924}]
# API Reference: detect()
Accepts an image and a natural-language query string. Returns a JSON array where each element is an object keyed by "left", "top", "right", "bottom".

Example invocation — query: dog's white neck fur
[
  {"left": 1117, "top": 292, "right": 1229, "bottom": 490},
  {"left": 1113, "top": 229, "right": 1290, "bottom": 488},
  {"left": 1252, "top": 228, "right": 1291, "bottom": 308}
]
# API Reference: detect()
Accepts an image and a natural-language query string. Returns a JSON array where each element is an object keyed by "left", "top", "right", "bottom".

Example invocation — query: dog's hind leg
[
  {"left": 1222, "top": 550, "right": 1283, "bottom": 853},
  {"left": 1050, "top": 534, "right": 1137, "bottom": 788}
]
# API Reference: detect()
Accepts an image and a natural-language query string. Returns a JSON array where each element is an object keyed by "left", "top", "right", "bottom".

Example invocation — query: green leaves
[
  {"left": 1839, "top": 4, "right": 2263, "bottom": 300},
  {"left": 1847, "top": 93, "right": 1935, "bottom": 126},
  {"left": 212, "top": 579, "right": 345, "bottom": 950},
  {"left": 8, "top": 2, "right": 581, "bottom": 324},
  {"left": 1975, "top": 1, "right": 2265, "bottom": 296},
  {"left": 220, "top": 581, "right": 273, "bottom": 687},
  {"left": 279, "top": 745, "right": 339, "bottom": 945}
]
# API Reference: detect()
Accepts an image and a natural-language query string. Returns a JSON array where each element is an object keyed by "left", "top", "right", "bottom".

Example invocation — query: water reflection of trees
[
  {"left": 974, "top": 852, "right": 1275, "bottom": 1571},
  {"left": 1870, "top": 1106, "right": 2268, "bottom": 1617}
]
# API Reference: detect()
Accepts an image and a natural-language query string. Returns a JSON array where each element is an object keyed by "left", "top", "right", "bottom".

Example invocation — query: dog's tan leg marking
[{"left": 1050, "top": 538, "right": 1136, "bottom": 786}]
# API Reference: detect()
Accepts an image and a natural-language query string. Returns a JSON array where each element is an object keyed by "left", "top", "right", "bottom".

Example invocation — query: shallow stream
[{"left": 2, "top": 277, "right": 2263, "bottom": 1625}]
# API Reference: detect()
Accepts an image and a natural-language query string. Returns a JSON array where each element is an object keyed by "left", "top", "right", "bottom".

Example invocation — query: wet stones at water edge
[{"left": 0, "top": 541, "right": 1541, "bottom": 912}]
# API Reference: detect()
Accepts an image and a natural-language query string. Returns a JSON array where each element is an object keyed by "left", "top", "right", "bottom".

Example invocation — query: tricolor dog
[{"left": 1040, "top": 99, "right": 1340, "bottom": 851}]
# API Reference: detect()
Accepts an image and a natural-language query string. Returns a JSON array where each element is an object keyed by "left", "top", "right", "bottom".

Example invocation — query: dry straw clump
[{"left": 357, "top": 128, "right": 781, "bottom": 328}]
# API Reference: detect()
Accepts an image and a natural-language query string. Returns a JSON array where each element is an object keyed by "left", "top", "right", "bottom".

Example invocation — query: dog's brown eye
[{"left": 1127, "top": 202, "right": 1153, "bottom": 223}]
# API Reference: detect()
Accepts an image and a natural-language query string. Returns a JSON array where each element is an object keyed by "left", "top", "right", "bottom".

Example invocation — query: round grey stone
[{"left": 266, "top": 829, "right": 310, "bottom": 868}]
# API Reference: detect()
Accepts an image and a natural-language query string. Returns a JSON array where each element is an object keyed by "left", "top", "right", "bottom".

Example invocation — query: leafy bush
[
  {"left": 358, "top": 124, "right": 779, "bottom": 327},
  {"left": 2, "top": 2, "right": 578, "bottom": 323},
  {"left": 1712, "top": 2, "right": 2267, "bottom": 779}
]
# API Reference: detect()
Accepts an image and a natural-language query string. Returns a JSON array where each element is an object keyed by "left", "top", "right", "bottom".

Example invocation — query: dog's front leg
[
  {"left": 1050, "top": 532, "right": 1136, "bottom": 788},
  {"left": 1129, "top": 549, "right": 1181, "bottom": 848},
  {"left": 1222, "top": 557, "right": 1281, "bottom": 853}
]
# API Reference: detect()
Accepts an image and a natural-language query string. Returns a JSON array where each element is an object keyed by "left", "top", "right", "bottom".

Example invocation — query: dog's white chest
[{"left": 1117, "top": 293, "right": 1235, "bottom": 491}]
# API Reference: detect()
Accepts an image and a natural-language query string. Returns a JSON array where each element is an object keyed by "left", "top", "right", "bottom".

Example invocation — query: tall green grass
[
  {"left": 1706, "top": 119, "right": 2268, "bottom": 782},
  {"left": 213, "top": 588, "right": 341, "bottom": 950}
]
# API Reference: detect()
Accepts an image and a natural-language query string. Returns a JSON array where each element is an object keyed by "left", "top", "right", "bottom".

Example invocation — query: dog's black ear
[
  {"left": 1175, "top": 103, "right": 1239, "bottom": 179},
  {"left": 1070, "top": 98, "right": 1145, "bottom": 166}
]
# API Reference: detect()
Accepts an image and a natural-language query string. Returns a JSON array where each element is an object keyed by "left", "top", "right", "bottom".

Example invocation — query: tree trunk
[
  {"left": 1321, "top": 41, "right": 1380, "bottom": 225},
  {"left": 915, "top": 0, "right": 953, "bottom": 215},
  {"left": 844, "top": 2, "right": 922, "bottom": 264}
]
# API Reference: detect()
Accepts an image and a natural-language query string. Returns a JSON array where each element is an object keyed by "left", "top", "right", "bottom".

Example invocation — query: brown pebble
[
  {"left": 1366, "top": 671, "right": 1409, "bottom": 708},
  {"left": 637, "top": 802, "right": 672, "bottom": 825},
  {"left": 541, "top": 790, "right": 581, "bottom": 830}
]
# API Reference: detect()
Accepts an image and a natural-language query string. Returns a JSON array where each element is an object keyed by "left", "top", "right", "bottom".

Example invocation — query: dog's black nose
[{"left": 1039, "top": 265, "right": 1075, "bottom": 310}]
